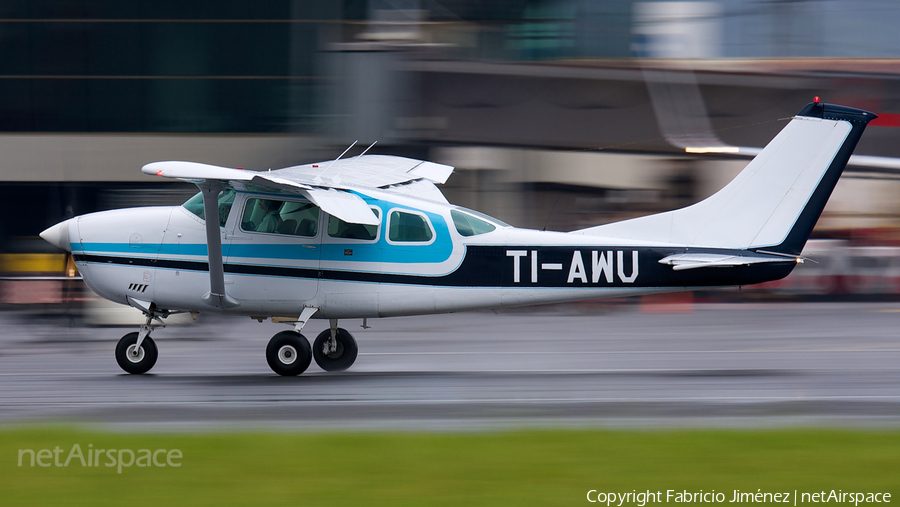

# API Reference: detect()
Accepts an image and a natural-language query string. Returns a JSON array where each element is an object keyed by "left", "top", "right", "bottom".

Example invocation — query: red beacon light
[
  {"left": 156, "top": 170, "right": 164, "bottom": 176},
  {"left": 814, "top": 96, "right": 820, "bottom": 103}
]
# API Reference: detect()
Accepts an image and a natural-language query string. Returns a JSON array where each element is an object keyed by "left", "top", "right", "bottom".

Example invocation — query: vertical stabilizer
[{"left": 573, "top": 101, "right": 876, "bottom": 255}]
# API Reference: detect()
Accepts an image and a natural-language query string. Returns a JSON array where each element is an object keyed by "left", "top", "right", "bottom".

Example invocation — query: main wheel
[
  {"left": 313, "top": 328, "right": 358, "bottom": 371},
  {"left": 266, "top": 331, "right": 312, "bottom": 376},
  {"left": 115, "top": 332, "right": 158, "bottom": 374}
]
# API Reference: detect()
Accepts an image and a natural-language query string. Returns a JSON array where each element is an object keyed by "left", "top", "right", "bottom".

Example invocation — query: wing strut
[{"left": 198, "top": 181, "right": 239, "bottom": 309}]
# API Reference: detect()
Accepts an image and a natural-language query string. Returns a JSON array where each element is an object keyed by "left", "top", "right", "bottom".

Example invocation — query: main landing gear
[
  {"left": 265, "top": 331, "right": 312, "bottom": 376},
  {"left": 113, "top": 303, "right": 359, "bottom": 376},
  {"left": 265, "top": 318, "right": 359, "bottom": 376},
  {"left": 115, "top": 303, "right": 168, "bottom": 374}
]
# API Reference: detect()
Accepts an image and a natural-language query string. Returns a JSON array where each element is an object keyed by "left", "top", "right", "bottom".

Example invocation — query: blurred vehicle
[
  {"left": 0, "top": 238, "right": 194, "bottom": 326},
  {"left": 0, "top": 238, "right": 80, "bottom": 307}
]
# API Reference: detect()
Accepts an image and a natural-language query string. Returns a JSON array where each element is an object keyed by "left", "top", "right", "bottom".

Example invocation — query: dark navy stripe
[{"left": 74, "top": 245, "right": 797, "bottom": 289}]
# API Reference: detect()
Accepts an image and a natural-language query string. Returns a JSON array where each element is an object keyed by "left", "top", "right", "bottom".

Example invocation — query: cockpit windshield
[
  {"left": 182, "top": 189, "right": 236, "bottom": 227},
  {"left": 453, "top": 207, "right": 510, "bottom": 228},
  {"left": 451, "top": 208, "right": 508, "bottom": 237}
]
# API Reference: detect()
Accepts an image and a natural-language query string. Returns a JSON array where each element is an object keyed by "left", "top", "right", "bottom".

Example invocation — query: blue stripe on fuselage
[{"left": 76, "top": 198, "right": 454, "bottom": 265}]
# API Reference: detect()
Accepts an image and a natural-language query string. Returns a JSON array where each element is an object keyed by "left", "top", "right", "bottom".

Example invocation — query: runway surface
[{"left": 1, "top": 302, "right": 900, "bottom": 430}]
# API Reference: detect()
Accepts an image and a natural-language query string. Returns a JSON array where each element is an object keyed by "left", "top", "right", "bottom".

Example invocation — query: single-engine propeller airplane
[{"left": 41, "top": 100, "right": 876, "bottom": 375}]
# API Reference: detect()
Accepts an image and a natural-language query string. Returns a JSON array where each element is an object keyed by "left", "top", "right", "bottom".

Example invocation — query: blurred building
[{"left": 3, "top": 0, "right": 900, "bottom": 302}]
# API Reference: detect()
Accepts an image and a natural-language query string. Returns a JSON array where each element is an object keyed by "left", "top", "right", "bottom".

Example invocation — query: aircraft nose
[{"left": 40, "top": 219, "right": 73, "bottom": 252}]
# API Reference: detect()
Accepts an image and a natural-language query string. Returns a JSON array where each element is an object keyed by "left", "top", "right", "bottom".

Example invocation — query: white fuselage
[{"left": 63, "top": 187, "right": 699, "bottom": 319}]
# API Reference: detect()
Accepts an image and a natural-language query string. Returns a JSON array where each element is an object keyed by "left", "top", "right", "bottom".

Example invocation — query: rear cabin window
[
  {"left": 388, "top": 210, "right": 433, "bottom": 242},
  {"left": 182, "top": 189, "right": 235, "bottom": 227},
  {"left": 451, "top": 209, "right": 496, "bottom": 237},
  {"left": 328, "top": 208, "right": 380, "bottom": 241},
  {"left": 241, "top": 198, "right": 319, "bottom": 237}
]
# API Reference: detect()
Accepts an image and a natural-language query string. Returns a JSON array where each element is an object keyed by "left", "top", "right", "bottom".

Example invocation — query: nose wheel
[
  {"left": 115, "top": 301, "right": 168, "bottom": 374},
  {"left": 313, "top": 326, "right": 358, "bottom": 372},
  {"left": 266, "top": 331, "right": 312, "bottom": 376},
  {"left": 115, "top": 332, "right": 158, "bottom": 374}
]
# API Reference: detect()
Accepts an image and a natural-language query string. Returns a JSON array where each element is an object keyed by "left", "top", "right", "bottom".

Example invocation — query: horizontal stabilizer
[{"left": 658, "top": 253, "right": 796, "bottom": 271}]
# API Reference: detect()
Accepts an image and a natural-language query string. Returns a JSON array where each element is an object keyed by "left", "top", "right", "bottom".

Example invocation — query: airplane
[{"left": 40, "top": 99, "right": 876, "bottom": 376}]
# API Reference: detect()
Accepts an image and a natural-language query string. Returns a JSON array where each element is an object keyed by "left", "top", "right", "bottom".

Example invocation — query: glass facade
[{"left": 0, "top": 1, "right": 342, "bottom": 132}]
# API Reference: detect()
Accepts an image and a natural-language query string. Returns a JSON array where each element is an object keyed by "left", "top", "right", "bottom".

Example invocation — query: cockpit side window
[
  {"left": 388, "top": 210, "right": 433, "bottom": 242},
  {"left": 328, "top": 208, "right": 380, "bottom": 241},
  {"left": 182, "top": 189, "right": 236, "bottom": 227},
  {"left": 451, "top": 209, "right": 496, "bottom": 237},
  {"left": 240, "top": 197, "right": 319, "bottom": 237}
]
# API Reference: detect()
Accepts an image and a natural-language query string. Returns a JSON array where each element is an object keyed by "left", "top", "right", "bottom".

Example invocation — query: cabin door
[{"left": 224, "top": 195, "right": 322, "bottom": 308}]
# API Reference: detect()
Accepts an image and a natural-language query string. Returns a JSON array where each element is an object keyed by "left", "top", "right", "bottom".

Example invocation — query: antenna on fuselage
[
  {"left": 541, "top": 197, "right": 561, "bottom": 231},
  {"left": 356, "top": 140, "right": 377, "bottom": 158},
  {"left": 315, "top": 140, "right": 358, "bottom": 182}
]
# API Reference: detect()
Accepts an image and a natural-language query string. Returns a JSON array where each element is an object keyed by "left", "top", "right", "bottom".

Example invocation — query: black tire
[
  {"left": 115, "top": 332, "right": 158, "bottom": 374},
  {"left": 313, "top": 328, "right": 358, "bottom": 372},
  {"left": 266, "top": 331, "right": 312, "bottom": 376}
]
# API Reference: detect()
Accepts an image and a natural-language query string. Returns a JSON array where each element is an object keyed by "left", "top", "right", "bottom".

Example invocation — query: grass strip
[{"left": 1, "top": 427, "right": 898, "bottom": 506}]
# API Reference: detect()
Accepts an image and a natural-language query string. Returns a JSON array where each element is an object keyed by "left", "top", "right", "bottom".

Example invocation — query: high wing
[
  {"left": 143, "top": 155, "right": 453, "bottom": 226},
  {"left": 142, "top": 155, "right": 454, "bottom": 309},
  {"left": 272, "top": 154, "right": 453, "bottom": 187}
]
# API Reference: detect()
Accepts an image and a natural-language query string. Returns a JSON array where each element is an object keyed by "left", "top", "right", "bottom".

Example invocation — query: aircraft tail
[{"left": 573, "top": 101, "right": 876, "bottom": 255}]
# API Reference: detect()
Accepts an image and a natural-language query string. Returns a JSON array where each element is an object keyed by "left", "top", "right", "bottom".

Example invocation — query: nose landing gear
[
  {"left": 115, "top": 301, "right": 168, "bottom": 374},
  {"left": 115, "top": 331, "right": 158, "bottom": 374}
]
